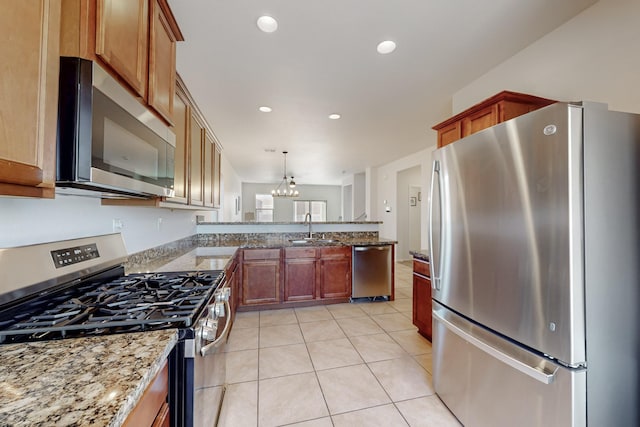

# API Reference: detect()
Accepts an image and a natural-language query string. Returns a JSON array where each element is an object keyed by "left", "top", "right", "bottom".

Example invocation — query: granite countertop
[
  {"left": 198, "top": 221, "right": 383, "bottom": 225},
  {"left": 409, "top": 249, "right": 429, "bottom": 262},
  {"left": 239, "top": 237, "right": 397, "bottom": 249},
  {"left": 126, "top": 239, "right": 396, "bottom": 274},
  {"left": 0, "top": 329, "right": 178, "bottom": 427}
]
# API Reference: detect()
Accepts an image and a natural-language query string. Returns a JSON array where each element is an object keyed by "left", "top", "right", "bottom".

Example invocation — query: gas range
[
  {"left": 0, "top": 270, "right": 223, "bottom": 344},
  {"left": 0, "top": 234, "right": 232, "bottom": 427}
]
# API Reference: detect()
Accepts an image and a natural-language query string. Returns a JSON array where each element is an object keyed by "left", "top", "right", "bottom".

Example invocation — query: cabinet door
[
  {"left": 166, "top": 84, "right": 189, "bottom": 203},
  {"left": 284, "top": 248, "right": 317, "bottom": 302},
  {"left": 461, "top": 104, "right": 499, "bottom": 137},
  {"left": 0, "top": 0, "right": 60, "bottom": 198},
  {"left": 95, "top": 0, "right": 149, "bottom": 97},
  {"left": 148, "top": 0, "right": 176, "bottom": 124},
  {"left": 242, "top": 260, "right": 280, "bottom": 305},
  {"left": 203, "top": 133, "right": 214, "bottom": 208},
  {"left": 319, "top": 248, "right": 351, "bottom": 299},
  {"left": 437, "top": 120, "right": 462, "bottom": 148},
  {"left": 213, "top": 145, "right": 221, "bottom": 208},
  {"left": 188, "top": 114, "right": 204, "bottom": 206},
  {"left": 413, "top": 273, "right": 432, "bottom": 340}
]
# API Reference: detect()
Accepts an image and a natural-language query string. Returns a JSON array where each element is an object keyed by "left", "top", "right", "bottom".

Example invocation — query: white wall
[
  {"left": 220, "top": 153, "right": 242, "bottom": 222},
  {"left": 396, "top": 166, "right": 422, "bottom": 260},
  {"left": 241, "top": 183, "right": 342, "bottom": 221},
  {"left": 372, "top": 147, "right": 435, "bottom": 249},
  {"left": 353, "top": 172, "right": 366, "bottom": 220},
  {"left": 452, "top": 0, "right": 640, "bottom": 115},
  {"left": 0, "top": 152, "right": 241, "bottom": 252},
  {"left": 0, "top": 195, "right": 198, "bottom": 253}
]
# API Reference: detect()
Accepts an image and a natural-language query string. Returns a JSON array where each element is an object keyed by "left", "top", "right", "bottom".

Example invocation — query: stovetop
[{"left": 0, "top": 269, "right": 224, "bottom": 344}]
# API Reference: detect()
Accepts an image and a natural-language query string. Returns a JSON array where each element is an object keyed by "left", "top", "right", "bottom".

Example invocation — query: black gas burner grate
[{"left": 0, "top": 270, "right": 224, "bottom": 343}]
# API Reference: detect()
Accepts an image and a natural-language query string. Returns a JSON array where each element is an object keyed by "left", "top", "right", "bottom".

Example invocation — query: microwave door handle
[
  {"left": 200, "top": 301, "right": 232, "bottom": 357},
  {"left": 429, "top": 160, "right": 442, "bottom": 290}
]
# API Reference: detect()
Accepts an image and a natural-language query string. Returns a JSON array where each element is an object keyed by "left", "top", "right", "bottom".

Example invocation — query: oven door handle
[{"left": 200, "top": 300, "right": 232, "bottom": 357}]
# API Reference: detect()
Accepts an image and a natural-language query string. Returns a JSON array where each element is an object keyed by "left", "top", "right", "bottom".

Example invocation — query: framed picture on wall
[{"left": 410, "top": 196, "right": 417, "bottom": 206}]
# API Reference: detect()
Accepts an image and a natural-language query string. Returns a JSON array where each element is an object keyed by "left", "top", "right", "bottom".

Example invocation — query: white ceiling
[{"left": 168, "top": 0, "right": 596, "bottom": 186}]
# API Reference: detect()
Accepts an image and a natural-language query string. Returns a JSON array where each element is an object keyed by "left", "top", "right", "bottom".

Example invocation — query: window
[
  {"left": 294, "top": 200, "right": 327, "bottom": 222},
  {"left": 255, "top": 194, "right": 274, "bottom": 222}
]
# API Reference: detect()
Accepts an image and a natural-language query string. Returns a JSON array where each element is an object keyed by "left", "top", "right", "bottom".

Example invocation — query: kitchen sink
[
  {"left": 288, "top": 238, "right": 340, "bottom": 245},
  {"left": 289, "top": 239, "right": 312, "bottom": 244}
]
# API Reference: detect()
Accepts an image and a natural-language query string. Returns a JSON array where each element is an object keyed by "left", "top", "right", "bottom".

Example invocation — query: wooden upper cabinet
[
  {"left": 203, "top": 133, "right": 214, "bottom": 208},
  {"left": 189, "top": 114, "right": 205, "bottom": 206},
  {"left": 433, "top": 91, "right": 557, "bottom": 148},
  {"left": 166, "top": 80, "right": 189, "bottom": 203},
  {"left": 148, "top": 0, "right": 178, "bottom": 124},
  {"left": 213, "top": 145, "right": 221, "bottom": 208},
  {"left": 95, "top": 0, "right": 149, "bottom": 98},
  {"left": 0, "top": 0, "right": 61, "bottom": 198},
  {"left": 61, "top": 0, "right": 183, "bottom": 124}
]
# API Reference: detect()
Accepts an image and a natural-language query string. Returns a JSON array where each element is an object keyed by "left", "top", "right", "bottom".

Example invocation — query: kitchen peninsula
[{"left": 126, "top": 221, "right": 397, "bottom": 311}]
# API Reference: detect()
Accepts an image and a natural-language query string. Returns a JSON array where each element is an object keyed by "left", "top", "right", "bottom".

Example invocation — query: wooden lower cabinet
[
  {"left": 123, "top": 360, "right": 169, "bottom": 427},
  {"left": 319, "top": 247, "right": 351, "bottom": 300},
  {"left": 238, "top": 246, "right": 352, "bottom": 309},
  {"left": 412, "top": 258, "right": 432, "bottom": 340},
  {"left": 241, "top": 249, "right": 281, "bottom": 306},
  {"left": 283, "top": 248, "right": 317, "bottom": 302}
]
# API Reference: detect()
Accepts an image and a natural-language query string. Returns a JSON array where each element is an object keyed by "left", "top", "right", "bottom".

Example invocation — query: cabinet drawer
[
  {"left": 413, "top": 259, "right": 430, "bottom": 277},
  {"left": 243, "top": 249, "right": 280, "bottom": 260},
  {"left": 320, "top": 246, "right": 351, "bottom": 258},
  {"left": 284, "top": 247, "right": 317, "bottom": 259}
]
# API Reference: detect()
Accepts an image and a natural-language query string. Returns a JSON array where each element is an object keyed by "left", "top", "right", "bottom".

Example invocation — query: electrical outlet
[
  {"left": 112, "top": 218, "right": 123, "bottom": 232},
  {"left": 156, "top": 217, "right": 163, "bottom": 231}
]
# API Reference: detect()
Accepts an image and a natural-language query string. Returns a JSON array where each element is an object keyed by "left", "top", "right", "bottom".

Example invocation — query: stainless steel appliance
[
  {"left": 0, "top": 234, "right": 231, "bottom": 427},
  {"left": 352, "top": 245, "right": 392, "bottom": 299},
  {"left": 56, "top": 57, "right": 176, "bottom": 199},
  {"left": 428, "top": 102, "right": 639, "bottom": 426}
]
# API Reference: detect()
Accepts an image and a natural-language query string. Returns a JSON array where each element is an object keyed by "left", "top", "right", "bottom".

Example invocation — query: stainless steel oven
[
  {"left": 56, "top": 57, "right": 176, "bottom": 199},
  {"left": 0, "top": 234, "right": 231, "bottom": 427}
]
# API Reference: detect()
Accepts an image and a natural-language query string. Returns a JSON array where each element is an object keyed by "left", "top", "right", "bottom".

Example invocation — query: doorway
[{"left": 396, "top": 165, "right": 421, "bottom": 261}]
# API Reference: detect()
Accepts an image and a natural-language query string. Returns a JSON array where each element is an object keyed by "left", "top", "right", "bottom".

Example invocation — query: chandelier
[{"left": 272, "top": 151, "right": 299, "bottom": 197}]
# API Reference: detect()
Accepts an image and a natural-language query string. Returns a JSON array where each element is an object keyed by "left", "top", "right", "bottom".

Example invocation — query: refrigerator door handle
[
  {"left": 428, "top": 160, "right": 442, "bottom": 290},
  {"left": 433, "top": 310, "right": 558, "bottom": 385}
]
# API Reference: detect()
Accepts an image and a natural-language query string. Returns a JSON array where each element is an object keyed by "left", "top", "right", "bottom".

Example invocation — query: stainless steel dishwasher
[{"left": 352, "top": 245, "right": 392, "bottom": 300}]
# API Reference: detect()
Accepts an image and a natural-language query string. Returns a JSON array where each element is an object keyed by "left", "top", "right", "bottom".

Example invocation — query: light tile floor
[{"left": 218, "top": 262, "right": 461, "bottom": 427}]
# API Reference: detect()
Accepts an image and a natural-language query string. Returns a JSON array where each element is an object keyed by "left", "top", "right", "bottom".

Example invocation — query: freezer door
[
  {"left": 432, "top": 303, "right": 586, "bottom": 427},
  {"left": 429, "top": 102, "right": 586, "bottom": 365}
]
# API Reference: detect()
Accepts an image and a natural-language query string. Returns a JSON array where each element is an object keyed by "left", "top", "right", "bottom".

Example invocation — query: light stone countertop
[{"left": 0, "top": 329, "right": 178, "bottom": 427}]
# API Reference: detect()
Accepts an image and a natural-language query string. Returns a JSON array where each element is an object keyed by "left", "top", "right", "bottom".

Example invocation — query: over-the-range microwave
[{"left": 56, "top": 57, "right": 175, "bottom": 199}]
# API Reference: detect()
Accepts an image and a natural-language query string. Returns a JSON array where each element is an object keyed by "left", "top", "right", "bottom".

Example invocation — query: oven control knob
[
  {"left": 200, "top": 318, "right": 218, "bottom": 341},
  {"left": 215, "top": 287, "right": 230, "bottom": 302},
  {"left": 213, "top": 301, "right": 226, "bottom": 317}
]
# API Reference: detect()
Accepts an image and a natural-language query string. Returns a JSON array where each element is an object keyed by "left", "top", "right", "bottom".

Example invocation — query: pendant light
[{"left": 272, "top": 151, "right": 299, "bottom": 197}]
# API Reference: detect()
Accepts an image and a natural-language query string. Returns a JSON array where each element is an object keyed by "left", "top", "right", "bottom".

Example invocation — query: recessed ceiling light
[
  {"left": 259, "top": 106, "right": 272, "bottom": 113},
  {"left": 328, "top": 113, "right": 341, "bottom": 120},
  {"left": 377, "top": 40, "right": 396, "bottom": 54},
  {"left": 257, "top": 15, "right": 278, "bottom": 33}
]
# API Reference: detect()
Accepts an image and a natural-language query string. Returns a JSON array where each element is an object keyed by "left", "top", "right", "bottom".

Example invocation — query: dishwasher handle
[{"left": 354, "top": 246, "right": 389, "bottom": 251}]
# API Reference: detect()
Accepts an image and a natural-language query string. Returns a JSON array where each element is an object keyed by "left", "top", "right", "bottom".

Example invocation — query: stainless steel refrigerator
[{"left": 428, "top": 101, "right": 639, "bottom": 426}]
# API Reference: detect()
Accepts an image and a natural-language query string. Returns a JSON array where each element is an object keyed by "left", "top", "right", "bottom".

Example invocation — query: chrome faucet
[{"left": 304, "top": 212, "right": 313, "bottom": 239}]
